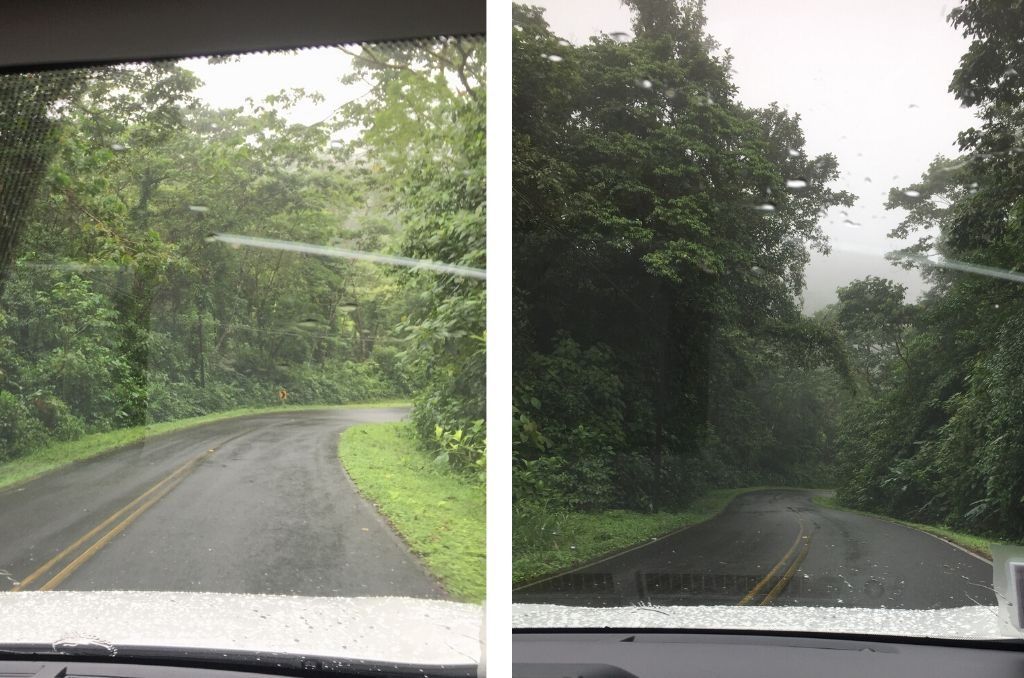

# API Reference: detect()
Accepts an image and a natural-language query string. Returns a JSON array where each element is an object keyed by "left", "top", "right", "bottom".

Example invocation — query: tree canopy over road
[{"left": 0, "top": 39, "right": 485, "bottom": 478}]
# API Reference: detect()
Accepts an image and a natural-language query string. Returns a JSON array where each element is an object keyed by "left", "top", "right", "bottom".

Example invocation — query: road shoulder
[
  {"left": 338, "top": 421, "right": 485, "bottom": 602},
  {"left": 812, "top": 494, "right": 1001, "bottom": 562}
]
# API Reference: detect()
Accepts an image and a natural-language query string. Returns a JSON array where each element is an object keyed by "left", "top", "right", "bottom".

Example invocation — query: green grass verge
[
  {"left": 512, "top": 486, "right": 818, "bottom": 586},
  {"left": 812, "top": 494, "right": 1006, "bottom": 560},
  {"left": 0, "top": 400, "right": 411, "bottom": 492},
  {"left": 338, "top": 421, "right": 485, "bottom": 603}
]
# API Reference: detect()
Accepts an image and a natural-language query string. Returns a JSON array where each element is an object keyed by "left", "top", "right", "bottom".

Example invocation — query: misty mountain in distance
[{"left": 801, "top": 249, "right": 928, "bottom": 314}]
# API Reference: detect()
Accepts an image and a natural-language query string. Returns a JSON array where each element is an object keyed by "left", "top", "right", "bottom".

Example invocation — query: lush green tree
[
  {"left": 339, "top": 38, "right": 487, "bottom": 477},
  {"left": 825, "top": 277, "right": 916, "bottom": 392},
  {"left": 832, "top": 0, "right": 1024, "bottom": 538},
  {"left": 513, "top": 0, "right": 853, "bottom": 513}
]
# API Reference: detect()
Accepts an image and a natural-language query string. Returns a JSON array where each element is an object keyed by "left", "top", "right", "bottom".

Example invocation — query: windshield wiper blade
[{"left": 0, "top": 644, "right": 477, "bottom": 678}]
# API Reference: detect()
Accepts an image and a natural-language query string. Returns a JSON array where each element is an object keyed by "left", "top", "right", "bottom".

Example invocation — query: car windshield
[
  {"left": 512, "top": 0, "right": 1024, "bottom": 639},
  {"left": 0, "top": 38, "right": 485, "bottom": 666}
]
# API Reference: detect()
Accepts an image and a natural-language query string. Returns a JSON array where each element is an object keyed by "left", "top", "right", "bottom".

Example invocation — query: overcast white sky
[
  {"left": 179, "top": 40, "right": 476, "bottom": 146},
  {"left": 180, "top": 47, "right": 363, "bottom": 136},
  {"left": 173, "top": 9, "right": 978, "bottom": 310},
  {"left": 523, "top": 0, "right": 977, "bottom": 310}
]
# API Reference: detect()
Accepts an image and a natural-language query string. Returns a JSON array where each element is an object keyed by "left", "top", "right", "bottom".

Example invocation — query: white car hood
[
  {"left": 513, "top": 603, "right": 1019, "bottom": 640},
  {"left": 0, "top": 592, "right": 482, "bottom": 665}
]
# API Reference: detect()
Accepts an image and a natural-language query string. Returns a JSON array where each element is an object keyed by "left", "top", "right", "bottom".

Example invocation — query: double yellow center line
[
  {"left": 11, "top": 447, "right": 216, "bottom": 592},
  {"left": 737, "top": 517, "right": 812, "bottom": 606}
]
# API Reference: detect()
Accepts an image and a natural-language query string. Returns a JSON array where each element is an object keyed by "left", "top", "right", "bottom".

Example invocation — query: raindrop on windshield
[
  {"left": 557, "top": 39, "right": 571, "bottom": 47},
  {"left": 788, "top": 148, "right": 800, "bottom": 158},
  {"left": 609, "top": 31, "right": 631, "bottom": 43},
  {"left": 908, "top": 103, "right": 919, "bottom": 109},
  {"left": 204, "top": 233, "right": 217, "bottom": 243},
  {"left": 544, "top": 54, "right": 563, "bottom": 62},
  {"left": 842, "top": 219, "right": 860, "bottom": 228},
  {"left": 785, "top": 178, "right": 809, "bottom": 190},
  {"left": 637, "top": 79, "right": 653, "bottom": 89},
  {"left": 903, "top": 189, "right": 921, "bottom": 198},
  {"left": 110, "top": 143, "right": 128, "bottom": 152},
  {"left": 754, "top": 202, "right": 777, "bottom": 213},
  {"left": 188, "top": 205, "right": 209, "bottom": 213}
]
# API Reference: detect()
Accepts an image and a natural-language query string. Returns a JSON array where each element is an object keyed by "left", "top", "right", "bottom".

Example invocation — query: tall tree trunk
[{"left": 197, "top": 311, "right": 206, "bottom": 387}]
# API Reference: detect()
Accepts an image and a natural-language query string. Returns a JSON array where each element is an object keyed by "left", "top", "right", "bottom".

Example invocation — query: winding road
[
  {"left": 0, "top": 407, "right": 447, "bottom": 598},
  {"left": 513, "top": 489, "right": 997, "bottom": 609}
]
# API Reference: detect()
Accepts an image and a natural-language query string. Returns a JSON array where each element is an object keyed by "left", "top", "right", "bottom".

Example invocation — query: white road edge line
[
  {"left": 825, "top": 501, "right": 994, "bottom": 565},
  {"left": 914, "top": 528, "right": 993, "bottom": 565}
]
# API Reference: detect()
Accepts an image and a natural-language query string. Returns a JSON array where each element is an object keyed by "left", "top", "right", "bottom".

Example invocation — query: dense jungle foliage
[
  {"left": 0, "top": 39, "right": 485, "bottom": 477},
  {"left": 831, "top": 0, "right": 1024, "bottom": 539},
  {"left": 513, "top": 0, "right": 854, "bottom": 515},
  {"left": 514, "top": 0, "right": 1024, "bottom": 543}
]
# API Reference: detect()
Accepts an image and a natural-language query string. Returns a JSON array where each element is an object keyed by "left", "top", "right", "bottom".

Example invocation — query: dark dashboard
[{"left": 512, "top": 630, "right": 1024, "bottom": 678}]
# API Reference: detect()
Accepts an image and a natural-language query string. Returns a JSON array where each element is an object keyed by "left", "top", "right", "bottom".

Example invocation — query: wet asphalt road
[
  {"left": 0, "top": 407, "right": 447, "bottom": 598},
  {"left": 514, "top": 489, "right": 996, "bottom": 609}
]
